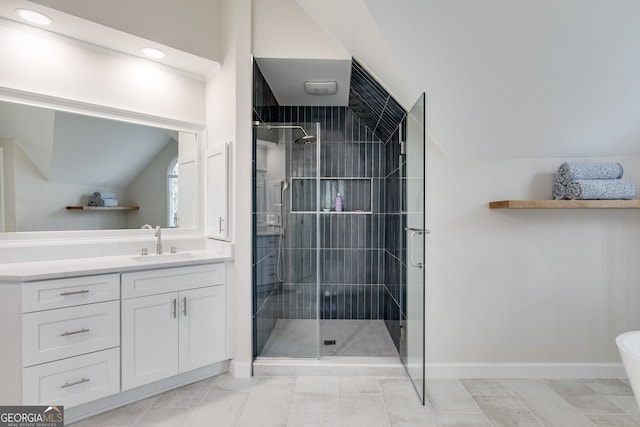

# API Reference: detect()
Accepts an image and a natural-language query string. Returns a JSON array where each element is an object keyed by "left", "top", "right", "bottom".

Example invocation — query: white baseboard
[
  {"left": 426, "top": 363, "right": 627, "bottom": 379},
  {"left": 230, "top": 359, "right": 252, "bottom": 378}
]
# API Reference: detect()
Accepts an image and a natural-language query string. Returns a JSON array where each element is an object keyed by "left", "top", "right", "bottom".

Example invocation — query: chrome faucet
[{"left": 155, "top": 226, "right": 163, "bottom": 255}]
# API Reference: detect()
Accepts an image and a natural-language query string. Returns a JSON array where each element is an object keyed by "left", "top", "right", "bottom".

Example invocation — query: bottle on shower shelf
[{"left": 335, "top": 192, "right": 343, "bottom": 212}]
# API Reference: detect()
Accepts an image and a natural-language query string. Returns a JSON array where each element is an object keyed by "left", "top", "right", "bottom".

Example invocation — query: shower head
[{"left": 294, "top": 134, "right": 316, "bottom": 145}]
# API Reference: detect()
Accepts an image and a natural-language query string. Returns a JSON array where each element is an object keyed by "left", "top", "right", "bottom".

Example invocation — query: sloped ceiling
[
  {"left": 9, "top": 0, "right": 640, "bottom": 160},
  {"left": 299, "top": 0, "right": 640, "bottom": 159}
]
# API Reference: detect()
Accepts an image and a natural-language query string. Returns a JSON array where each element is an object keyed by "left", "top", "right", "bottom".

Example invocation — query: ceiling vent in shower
[{"left": 304, "top": 81, "right": 337, "bottom": 96}]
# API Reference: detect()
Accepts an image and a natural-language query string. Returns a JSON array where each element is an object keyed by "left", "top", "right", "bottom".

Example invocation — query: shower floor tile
[{"left": 259, "top": 319, "right": 399, "bottom": 357}]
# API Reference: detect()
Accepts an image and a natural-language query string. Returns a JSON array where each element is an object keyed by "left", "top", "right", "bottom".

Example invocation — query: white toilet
[{"left": 616, "top": 331, "right": 640, "bottom": 409}]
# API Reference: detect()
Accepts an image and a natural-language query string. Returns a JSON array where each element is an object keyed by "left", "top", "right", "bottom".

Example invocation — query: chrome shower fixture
[{"left": 253, "top": 122, "right": 316, "bottom": 144}]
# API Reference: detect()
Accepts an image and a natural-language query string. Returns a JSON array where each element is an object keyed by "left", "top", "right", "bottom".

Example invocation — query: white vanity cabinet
[
  {"left": 20, "top": 273, "right": 121, "bottom": 408},
  {"left": 120, "top": 264, "right": 226, "bottom": 390},
  {"left": 0, "top": 256, "right": 230, "bottom": 419}
]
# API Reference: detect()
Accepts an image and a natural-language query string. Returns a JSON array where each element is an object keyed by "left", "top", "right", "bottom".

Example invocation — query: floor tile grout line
[
  {"left": 496, "top": 378, "right": 543, "bottom": 426},
  {"left": 456, "top": 379, "right": 498, "bottom": 427},
  {"left": 495, "top": 378, "right": 564, "bottom": 427},
  {"left": 498, "top": 378, "right": 599, "bottom": 427},
  {"left": 601, "top": 394, "right": 640, "bottom": 422},
  {"left": 375, "top": 377, "right": 394, "bottom": 427},
  {"left": 456, "top": 378, "right": 493, "bottom": 419}
]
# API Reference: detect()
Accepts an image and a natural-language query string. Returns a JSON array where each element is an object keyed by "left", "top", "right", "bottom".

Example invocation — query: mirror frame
[{"left": 0, "top": 87, "right": 206, "bottom": 243}]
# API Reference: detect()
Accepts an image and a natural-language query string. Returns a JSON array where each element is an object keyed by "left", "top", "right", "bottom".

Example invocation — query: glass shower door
[
  {"left": 401, "top": 93, "right": 427, "bottom": 403},
  {"left": 252, "top": 122, "right": 320, "bottom": 359}
]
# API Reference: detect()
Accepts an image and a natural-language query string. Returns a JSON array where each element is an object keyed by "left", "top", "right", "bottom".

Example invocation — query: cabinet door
[
  {"left": 178, "top": 286, "right": 226, "bottom": 372},
  {"left": 121, "top": 293, "right": 179, "bottom": 390},
  {"left": 205, "top": 142, "right": 229, "bottom": 240}
]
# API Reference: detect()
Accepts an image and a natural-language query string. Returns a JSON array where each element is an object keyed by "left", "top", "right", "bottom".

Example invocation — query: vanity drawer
[
  {"left": 22, "top": 347, "right": 120, "bottom": 408},
  {"left": 121, "top": 263, "right": 225, "bottom": 299},
  {"left": 22, "top": 273, "right": 120, "bottom": 313},
  {"left": 22, "top": 301, "right": 120, "bottom": 367}
]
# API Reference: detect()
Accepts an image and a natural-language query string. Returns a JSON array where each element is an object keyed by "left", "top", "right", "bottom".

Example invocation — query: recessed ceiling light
[
  {"left": 141, "top": 47, "right": 166, "bottom": 59},
  {"left": 15, "top": 9, "right": 53, "bottom": 26}
]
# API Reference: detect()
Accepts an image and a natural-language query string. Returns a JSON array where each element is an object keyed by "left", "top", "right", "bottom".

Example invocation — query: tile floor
[{"left": 69, "top": 374, "right": 640, "bottom": 427}]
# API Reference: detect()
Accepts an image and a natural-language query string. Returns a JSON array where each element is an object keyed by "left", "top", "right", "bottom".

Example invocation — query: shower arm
[{"left": 264, "top": 124, "right": 311, "bottom": 137}]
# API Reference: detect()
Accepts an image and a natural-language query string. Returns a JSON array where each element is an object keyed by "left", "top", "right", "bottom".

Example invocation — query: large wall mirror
[{"left": 0, "top": 98, "right": 200, "bottom": 233}]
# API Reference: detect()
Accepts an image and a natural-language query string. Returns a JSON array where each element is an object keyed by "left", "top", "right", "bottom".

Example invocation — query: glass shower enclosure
[
  {"left": 252, "top": 119, "right": 402, "bottom": 361},
  {"left": 252, "top": 95, "right": 427, "bottom": 403}
]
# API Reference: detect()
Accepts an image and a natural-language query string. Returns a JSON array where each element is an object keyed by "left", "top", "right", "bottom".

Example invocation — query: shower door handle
[{"left": 405, "top": 227, "right": 429, "bottom": 269}]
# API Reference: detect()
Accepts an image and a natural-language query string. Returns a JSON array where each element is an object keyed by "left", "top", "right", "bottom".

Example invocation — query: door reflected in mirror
[{"left": 0, "top": 100, "right": 198, "bottom": 232}]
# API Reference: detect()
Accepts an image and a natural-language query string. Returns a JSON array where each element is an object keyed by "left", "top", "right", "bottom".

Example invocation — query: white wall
[
  {"left": 206, "top": 0, "right": 253, "bottom": 377},
  {"left": 253, "top": 0, "right": 348, "bottom": 59},
  {"left": 426, "top": 144, "right": 640, "bottom": 368},
  {"left": 0, "top": 23, "right": 205, "bottom": 124}
]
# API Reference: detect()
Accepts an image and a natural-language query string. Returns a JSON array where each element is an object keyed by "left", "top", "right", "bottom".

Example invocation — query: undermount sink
[{"left": 131, "top": 252, "right": 198, "bottom": 262}]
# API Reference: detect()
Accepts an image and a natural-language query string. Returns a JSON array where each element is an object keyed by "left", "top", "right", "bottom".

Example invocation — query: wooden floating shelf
[
  {"left": 66, "top": 206, "right": 140, "bottom": 211},
  {"left": 489, "top": 200, "right": 640, "bottom": 209}
]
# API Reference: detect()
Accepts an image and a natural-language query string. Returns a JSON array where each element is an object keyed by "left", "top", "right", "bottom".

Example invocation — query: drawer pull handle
[
  {"left": 171, "top": 298, "right": 177, "bottom": 318},
  {"left": 183, "top": 297, "right": 187, "bottom": 316},
  {"left": 60, "top": 290, "right": 90, "bottom": 296},
  {"left": 61, "top": 378, "right": 90, "bottom": 388},
  {"left": 60, "top": 328, "right": 90, "bottom": 337}
]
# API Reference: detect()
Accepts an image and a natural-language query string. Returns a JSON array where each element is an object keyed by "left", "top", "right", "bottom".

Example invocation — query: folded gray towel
[
  {"left": 92, "top": 191, "right": 116, "bottom": 200},
  {"left": 552, "top": 181, "right": 567, "bottom": 200},
  {"left": 557, "top": 162, "right": 623, "bottom": 184},
  {"left": 565, "top": 179, "right": 636, "bottom": 200},
  {"left": 88, "top": 191, "right": 118, "bottom": 207},
  {"left": 88, "top": 197, "right": 119, "bottom": 207}
]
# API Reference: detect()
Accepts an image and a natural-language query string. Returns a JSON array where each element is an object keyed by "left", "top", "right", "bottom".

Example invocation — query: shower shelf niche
[{"left": 290, "top": 178, "right": 372, "bottom": 213}]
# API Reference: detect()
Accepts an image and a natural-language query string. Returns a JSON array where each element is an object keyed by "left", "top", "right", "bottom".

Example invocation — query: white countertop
[{"left": 0, "top": 250, "right": 232, "bottom": 282}]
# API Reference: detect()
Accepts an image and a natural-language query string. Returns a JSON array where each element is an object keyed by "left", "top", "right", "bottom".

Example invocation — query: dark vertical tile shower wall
[{"left": 252, "top": 59, "right": 407, "bottom": 356}]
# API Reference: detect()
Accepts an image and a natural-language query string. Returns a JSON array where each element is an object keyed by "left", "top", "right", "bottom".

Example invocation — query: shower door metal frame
[
  {"left": 401, "top": 93, "right": 427, "bottom": 404},
  {"left": 314, "top": 122, "right": 321, "bottom": 359}
]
